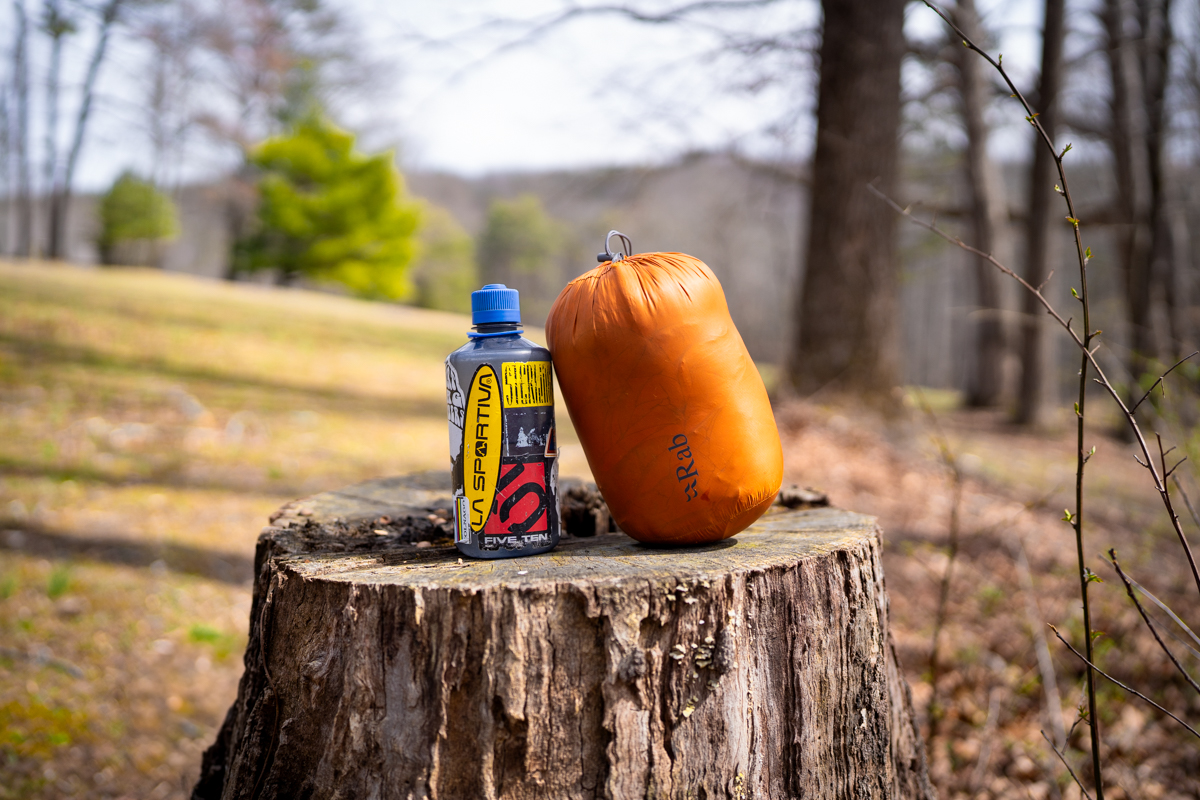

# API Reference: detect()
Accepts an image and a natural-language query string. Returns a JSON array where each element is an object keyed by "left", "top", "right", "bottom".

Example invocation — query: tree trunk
[
  {"left": 0, "top": 87, "right": 7, "bottom": 256},
  {"left": 42, "top": 1, "right": 67, "bottom": 260},
  {"left": 787, "top": 0, "right": 905, "bottom": 399},
  {"left": 11, "top": 0, "right": 33, "bottom": 258},
  {"left": 1141, "top": 0, "right": 1179, "bottom": 362},
  {"left": 1103, "top": 0, "right": 1153, "bottom": 395},
  {"left": 50, "top": 0, "right": 122, "bottom": 264},
  {"left": 953, "top": 0, "right": 1009, "bottom": 408},
  {"left": 1016, "top": 0, "right": 1066, "bottom": 427},
  {"left": 1166, "top": 208, "right": 1192, "bottom": 364},
  {"left": 194, "top": 473, "right": 934, "bottom": 800}
]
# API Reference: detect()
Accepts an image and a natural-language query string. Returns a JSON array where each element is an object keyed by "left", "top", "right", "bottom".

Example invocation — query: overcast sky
[
  {"left": 378, "top": 0, "right": 1043, "bottom": 175},
  {"left": 375, "top": 0, "right": 820, "bottom": 175},
  {"left": 4, "top": 0, "right": 1047, "bottom": 192}
]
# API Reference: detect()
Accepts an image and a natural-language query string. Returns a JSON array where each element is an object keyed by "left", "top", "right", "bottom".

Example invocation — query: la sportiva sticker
[{"left": 464, "top": 365, "right": 502, "bottom": 529}]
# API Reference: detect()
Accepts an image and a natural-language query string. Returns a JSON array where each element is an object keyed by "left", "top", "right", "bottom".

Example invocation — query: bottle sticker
[
  {"left": 504, "top": 407, "right": 553, "bottom": 457},
  {"left": 502, "top": 362, "right": 552, "bottom": 407},
  {"left": 445, "top": 358, "right": 466, "bottom": 465},
  {"left": 484, "top": 462, "right": 549, "bottom": 536},
  {"left": 465, "top": 365, "right": 502, "bottom": 530},
  {"left": 455, "top": 495, "right": 470, "bottom": 544}
]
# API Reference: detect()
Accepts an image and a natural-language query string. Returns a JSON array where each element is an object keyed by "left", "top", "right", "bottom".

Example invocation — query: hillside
[{"left": 6, "top": 150, "right": 1147, "bottom": 401}]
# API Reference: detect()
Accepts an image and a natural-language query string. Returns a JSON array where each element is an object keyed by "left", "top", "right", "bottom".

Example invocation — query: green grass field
[{"left": 0, "top": 260, "right": 588, "bottom": 798}]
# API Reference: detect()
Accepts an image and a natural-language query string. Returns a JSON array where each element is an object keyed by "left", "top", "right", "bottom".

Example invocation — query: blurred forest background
[{"left": 2, "top": 0, "right": 1200, "bottom": 798}]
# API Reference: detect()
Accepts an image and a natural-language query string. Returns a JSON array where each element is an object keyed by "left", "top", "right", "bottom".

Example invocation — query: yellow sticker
[
  {"left": 464, "top": 365, "right": 502, "bottom": 529},
  {"left": 502, "top": 361, "right": 553, "bottom": 408}
]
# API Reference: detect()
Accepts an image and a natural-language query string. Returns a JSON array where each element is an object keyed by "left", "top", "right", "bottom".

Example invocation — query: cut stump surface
[{"left": 194, "top": 473, "right": 933, "bottom": 800}]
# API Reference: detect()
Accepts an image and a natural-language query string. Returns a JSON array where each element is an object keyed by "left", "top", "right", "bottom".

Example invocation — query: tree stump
[{"left": 194, "top": 473, "right": 933, "bottom": 800}]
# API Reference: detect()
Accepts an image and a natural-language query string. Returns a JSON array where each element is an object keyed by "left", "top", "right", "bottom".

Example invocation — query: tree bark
[
  {"left": 1016, "top": 0, "right": 1065, "bottom": 427},
  {"left": 787, "top": 0, "right": 905, "bottom": 399},
  {"left": 194, "top": 473, "right": 933, "bottom": 800},
  {"left": 953, "top": 0, "right": 1009, "bottom": 408}
]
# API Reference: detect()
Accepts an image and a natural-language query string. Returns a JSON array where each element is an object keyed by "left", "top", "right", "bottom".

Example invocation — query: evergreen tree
[
  {"left": 235, "top": 115, "right": 421, "bottom": 300},
  {"left": 410, "top": 205, "right": 477, "bottom": 314},
  {"left": 97, "top": 171, "right": 178, "bottom": 265},
  {"left": 477, "top": 194, "right": 565, "bottom": 321},
  {"left": 477, "top": 194, "right": 562, "bottom": 283}
]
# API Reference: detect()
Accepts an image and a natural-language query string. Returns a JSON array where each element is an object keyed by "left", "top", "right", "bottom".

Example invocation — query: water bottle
[{"left": 445, "top": 284, "right": 560, "bottom": 558}]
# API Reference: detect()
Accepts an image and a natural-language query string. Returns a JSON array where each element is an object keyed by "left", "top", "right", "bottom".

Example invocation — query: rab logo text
[
  {"left": 668, "top": 434, "right": 700, "bottom": 502},
  {"left": 464, "top": 365, "right": 502, "bottom": 529}
]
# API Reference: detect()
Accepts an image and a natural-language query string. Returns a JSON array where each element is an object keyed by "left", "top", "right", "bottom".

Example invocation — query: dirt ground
[
  {"left": 2, "top": 262, "right": 1198, "bottom": 799},
  {"left": 775, "top": 398, "right": 1200, "bottom": 799}
]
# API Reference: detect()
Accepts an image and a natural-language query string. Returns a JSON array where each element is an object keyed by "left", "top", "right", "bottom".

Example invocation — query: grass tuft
[{"left": 46, "top": 566, "right": 70, "bottom": 600}]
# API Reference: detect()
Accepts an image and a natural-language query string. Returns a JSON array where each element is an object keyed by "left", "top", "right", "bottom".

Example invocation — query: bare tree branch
[
  {"left": 1174, "top": 475, "right": 1200, "bottom": 533},
  {"left": 908, "top": 9, "right": 1200, "bottom": 792},
  {"left": 1129, "top": 351, "right": 1198, "bottom": 413},
  {"left": 868, "top": 182, "right": 1200, "bottom": 600},
  {"left": 921, "top": 1, "right": 1090, "bottom": 307},
  {"left": 1050, "top": 626, "right": 1200, "bottom": 739},
  {"left": 552, "top": 0, "right": 787, "bottom": 25},
  {"left": 1042, "top": 729, "right": 1095, "bottom": 800},
  {"left": 1123, "top": 572, "right": 1200, "bottom": 657},
  {"left": 435, "top": 0, "right": 790, "bottom": 83},
  {"left": 1108, "top": 550, "right": 1200, "bottom": 694},
  {"left": 52, "top": 0, "right": 124, "bottom": 259}
]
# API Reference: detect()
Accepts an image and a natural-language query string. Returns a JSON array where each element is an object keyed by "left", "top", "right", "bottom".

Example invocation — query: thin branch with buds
[
  {"left": 1107, "top": 550, "right": 1200, "bottom": 694},
  {"left": 1173, "top": 475, "right": 1200, "bottom": 532},
  {"left": 1042, "top": 730, "right": 1094, "bottom": 800},
  {"left": 915, "top": 0, "right": 1200, "bottom": 575},
  {"left": 869, "top": 181, "right": 1200, "bottom": 598},
  {"left": 1122, "top": 573, "right": 1200, "bottom": 655},
  {"left": 886, "top": 4, "right": 1200, "bottom": 794},
  {"left": 1129, "top": 353, "right": 1196, "bottom": 413},
  {"left": 1050, "top": 626, "right": 1200, "bottom": 739},
  {"left": 872, "top": 172, "right": 1117, "bottom": 788}
]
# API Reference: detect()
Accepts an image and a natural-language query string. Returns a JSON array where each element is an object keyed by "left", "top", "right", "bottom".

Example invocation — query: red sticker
[{"left": 484, "top": 461, "right": 549, "bottom": 534}]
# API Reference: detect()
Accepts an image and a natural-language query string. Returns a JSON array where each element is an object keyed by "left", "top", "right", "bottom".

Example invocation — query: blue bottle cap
[{"left": 472, "top": 283, "right": 521, "bottom": 325}]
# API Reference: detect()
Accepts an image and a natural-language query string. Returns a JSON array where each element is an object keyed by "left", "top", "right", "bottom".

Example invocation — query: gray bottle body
[{"left": 445, "top": 332, "right": 560, "bottom": 558}]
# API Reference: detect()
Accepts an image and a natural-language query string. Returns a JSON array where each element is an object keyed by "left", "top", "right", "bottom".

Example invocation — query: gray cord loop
[{"left": 597, "top": 230, "right": 633, "bottom": 263}]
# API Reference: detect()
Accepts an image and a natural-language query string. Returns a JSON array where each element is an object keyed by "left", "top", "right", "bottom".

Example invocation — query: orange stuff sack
[{"left": 545, "top": 252, "right": 783, "bottom": 545}]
